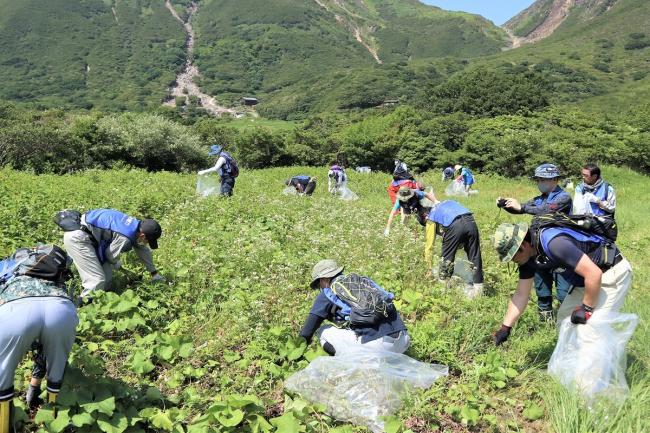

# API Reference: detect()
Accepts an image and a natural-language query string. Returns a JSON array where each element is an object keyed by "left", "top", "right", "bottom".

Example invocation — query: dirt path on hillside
[
  {"left": 163, "top": 0, "right": 239, "bottom": 117},
  {"left": 313, "top": 0, "right": 382, "bottom": 64},
  {"left": 504, "top": 0, "right": 574, "bottom": 48}
]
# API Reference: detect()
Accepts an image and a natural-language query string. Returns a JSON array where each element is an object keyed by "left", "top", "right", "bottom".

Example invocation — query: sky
[{"left": 421, "top": 0, "right": 537, "bottom": 25}]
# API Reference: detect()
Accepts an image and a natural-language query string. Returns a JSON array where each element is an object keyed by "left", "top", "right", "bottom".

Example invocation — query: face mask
[
  {"left": 537, "top": 182, "right": 554, "bottom": 194},
  {"left": 137, "top": 237, "right": 148, "bottom": 247}
]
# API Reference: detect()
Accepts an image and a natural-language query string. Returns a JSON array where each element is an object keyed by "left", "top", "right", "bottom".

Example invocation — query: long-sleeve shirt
[
  {"left": 81, "top": 215, "right": 157, "bottom": 273},
  {"left": 572, "top": 181, "right": 616, "bottom": 216},
  {"left": 507, "top": 186, "right": 572, "bottom": 215},
  {"left": 200, "top": 156, "right": 226, "bottom": 176}
]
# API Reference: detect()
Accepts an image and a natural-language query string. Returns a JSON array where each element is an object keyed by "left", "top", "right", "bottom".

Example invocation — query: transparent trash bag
[
  {"left": 196, "top": 174, "right": 220, "bottom": 197},
  {"left": 445, "top": 179, "right": 467, "bottom": 197},
  {"left": 338, "top": 186, "right": 359, "bottom": 201},
  {"left": 548, "top": 313, "right": 638, "bottom": 403},
  {"left": 285, "top": 347, "right": 448, "bottom": 433},
  {"left": 283, "top": 186, "right": 298, "bottom": 195}
]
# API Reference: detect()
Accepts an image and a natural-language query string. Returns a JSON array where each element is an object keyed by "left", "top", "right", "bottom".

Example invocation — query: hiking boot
[{"left": 538, "top": 309, "right": 555, "bottom": 323}]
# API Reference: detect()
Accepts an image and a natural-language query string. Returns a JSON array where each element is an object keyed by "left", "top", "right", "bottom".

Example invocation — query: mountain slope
[{"left": 0, "top": 0, "right": 186, "bottom": 110}]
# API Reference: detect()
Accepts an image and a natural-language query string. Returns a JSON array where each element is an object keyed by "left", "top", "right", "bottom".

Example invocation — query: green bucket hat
[
  {"left": 310, "top": 259, "right": 344, "bottom": 289},
  {"left": 397, "top": 186, "right": 415, "bottom": 202},
  {"left": 493, "top": 223, "right": 529, "bottom": 262}
]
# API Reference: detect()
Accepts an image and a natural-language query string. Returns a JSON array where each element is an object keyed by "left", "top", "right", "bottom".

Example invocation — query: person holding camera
[{"left": 496, "top": 163, "right": 572, "bottom": 322}]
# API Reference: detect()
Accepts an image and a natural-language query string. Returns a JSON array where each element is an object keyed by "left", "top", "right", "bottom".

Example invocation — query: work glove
[
  {"left": 383, "top": 228, "right": 390, "bottom": 237},
  {"left": 493, "top": 324, "right": 511, "bottom": 346},
  {"left": 197, "top": 170, "right": 207, "bottom": 176},
  {"left": 570, "top": 304, "right": 594, "bottom": 325},
  {"left": 151, "top": 273, "right": 165, "bottom": 283},
  {"left": 26, "top": 384, "right": 43, "bottom": 409},
  {"left": 584, "top": 192, "right": 600, "bottom": 204}
]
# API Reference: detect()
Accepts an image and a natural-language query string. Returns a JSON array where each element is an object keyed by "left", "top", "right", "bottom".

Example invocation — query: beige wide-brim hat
[
  {"left": 492, "top": 223, "right": 529, "bottom": 262},
  {"left": 310, "top": 259, "right": 344, "bottom": 289}
]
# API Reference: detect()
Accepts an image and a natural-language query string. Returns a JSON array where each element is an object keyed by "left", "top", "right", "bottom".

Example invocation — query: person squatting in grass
[
  {"left": 491, "top": 222, "right": 632, "bottom": 346},
  {"left": 0, "top": 248, "right": 78, "bottom": 432},
  {"left": 572, "top": 163, "right": 616, "bottom": 217},
  {"left": 497, "top": 163, "right": 573, "bottom": 322},
  {"left": 423, "top": 192, "right": 484, "bottom": 298},
  {"left": 384, "top": 186, "right": 435, "bottom": 235},
  {"left": 286, "top": 175, "right": 317, "bottom": 196},
  {"left": 299, "top": 259, "right": 410, "bottom": 356},
  {"left": 197, "top": 145, "right": 239, "bottom": 197},
  {"left": 62, "top": 209, "right": 164, "bottom": 299},
  {"left": 327, "top": 163, "right": 347, "bottom": 194},
  {"left": 454, "top": 164, "right": 475, "bottom": 193},
  {"left": 442, "top": 166, "right": 455, "bottom": 182}
]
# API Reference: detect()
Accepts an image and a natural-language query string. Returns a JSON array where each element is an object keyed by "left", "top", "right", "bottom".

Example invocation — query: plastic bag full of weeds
[
  {"left": 548, "top": 312, "right": 638, "bottom": 404},
  {"left": 285, "top": 346, "right": 448, "bottom": 432}
]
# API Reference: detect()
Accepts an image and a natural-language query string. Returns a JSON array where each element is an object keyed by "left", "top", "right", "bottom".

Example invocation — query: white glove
[
  {"left": 151, "top": 273, "right": 165, "bottom": 283},
  {"left": 112, "top": 260, "right": 122, "bottom": 270},
  {"left": 383, "top": 228, "right": 390, "bottom": 237},
  {"left": 584, "top": 192, "right": 600, "bottom": 204},
  {"left": 198, "top": 170, "right": 206, "bottom": 175}
]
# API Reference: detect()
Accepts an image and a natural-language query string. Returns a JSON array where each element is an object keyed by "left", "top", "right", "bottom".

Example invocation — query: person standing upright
[
  {"left": 497, "top": 163, "right": 573, "bottom": 321},
  {"left": 572, "top": 163, "right": 616, "bottom": 217},
  {"left": 198, "top": 145, "right": 239, "bottom": 197}
]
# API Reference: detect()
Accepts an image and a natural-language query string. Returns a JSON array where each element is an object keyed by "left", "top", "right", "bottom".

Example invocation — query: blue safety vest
[
  {"left": 427, "top": 201, "right": 471, "bottom": 227},
  {"left": 533, "top": 186, "right": 570, "bottom": 208},
  {"left": 461, "top": 167, "right": 474, "bottom": 185},
  {"left": 539, "top": 227, "right": 606, "bottom": 284},
  {"left": 578, "top": 182, "right": 611, "bottom": 216},
  {"left": 84, "top": 209, "right": 140, "bottom": 263}
]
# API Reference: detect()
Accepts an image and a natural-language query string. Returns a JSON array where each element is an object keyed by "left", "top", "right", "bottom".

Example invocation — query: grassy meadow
[{"left": 1, "top": 165, "right": 648, "bottom": 432}]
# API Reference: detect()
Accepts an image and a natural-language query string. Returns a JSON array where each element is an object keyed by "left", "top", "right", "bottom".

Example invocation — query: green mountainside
[{"left": 0, "top": 0, "right": 185, "bottom": 110}]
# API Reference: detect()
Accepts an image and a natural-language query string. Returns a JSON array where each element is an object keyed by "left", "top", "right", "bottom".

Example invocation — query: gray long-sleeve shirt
[{"left": 81, "top": 215, "right": 156, "bottom": 273}]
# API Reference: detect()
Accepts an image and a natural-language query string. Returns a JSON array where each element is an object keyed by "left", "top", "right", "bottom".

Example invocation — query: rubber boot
[{"left": 0, "top": 400, "right": 12, "bottom": 433}]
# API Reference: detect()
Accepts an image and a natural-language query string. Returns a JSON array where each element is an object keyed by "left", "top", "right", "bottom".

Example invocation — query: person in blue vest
[
  {"left": 497, "top": 163, "right": 573, "bottom": 322},
  {"left": 299, "top": 259, "right": 410, "bottom": 355},
  {"left": 454, "top": 164, "right": 475, "bottom": 193},
  {"left": 0, "top": 247, "right": 77, "bottom": 430},
  {"left": 491, "top": 223, "right": 631, "bottom": 346},
  {"left": 286, "top": 175, "right": 317, "bottom": 196},
  {"left": 198, "top": 145, "right": 238, "bottom": 196},
  {"left": 384, "top": 186, "right": 435, "bottom": 235},
  {"left": 442, "top": 166, "right": 455, "bottom": 181},
  {"left": 424, "top": 192, "right": 484, "bottom": 297},
  {"left": 572, "top": 163, "right": 616, "bottom": 216},
  {"left": 62, "top": 209, "right": 163, "bottom": 299}
]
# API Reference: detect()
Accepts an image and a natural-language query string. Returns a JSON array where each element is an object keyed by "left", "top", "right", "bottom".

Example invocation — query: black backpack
[
  {"left": 2, "top": 245, "right": 72, "bottom": 285},
  {"left": 530, "top": 213, "right": 619, "bottom": 271}
]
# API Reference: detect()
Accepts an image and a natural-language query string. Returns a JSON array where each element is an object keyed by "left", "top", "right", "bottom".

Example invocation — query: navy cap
[{"left": 533, "top": 163, "right": 561, "bottom": 179}]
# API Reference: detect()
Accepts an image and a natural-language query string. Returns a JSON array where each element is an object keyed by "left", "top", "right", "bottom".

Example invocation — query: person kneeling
[{"left": 299, "top": 259, "right": 410, "bottom": 356}]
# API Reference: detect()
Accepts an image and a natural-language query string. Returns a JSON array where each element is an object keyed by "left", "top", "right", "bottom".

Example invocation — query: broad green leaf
[
  {"left": 97, "top": 412, "right": 129, "bottom": 433},
  {"left": 216, "top": 408, "right": 245, "bottom": 427},
  {"left": 130, "top": 352, "right": 155, "bottom": 375},
  {"left": 523, "top": 403, "right": 544, "bottom": 421},
  {"left": 270, "top": 412, "right": 301, "bottom": 433},
  {"left": 49, "top": 409, "right": 71, "bottom": 433},
  {"left": 158, "top": 345, "right": 175, "bottom": 361},
  {"left": 72, "top": 412, "right": 95, "bottom": 427},
  {"left": 81, "top": 396, "right": 116, "bottom": 416},
  {"left": 187, "top": 421, "right": 210, "bottom": 433},
  {"left": 34, "top": 407, "right": 55, "bottom": 424},
  {"left": 150, "top": 411, "right": 174, "bottom": 431},
  {"left": 248, "top": 414, "right": 273, "bottom": 433},
  {"left": 383, "top": 416, "right": 402, "bottom": 433},
  {"left": 177, "top": 342, "right": 193, "bottom": 358}
]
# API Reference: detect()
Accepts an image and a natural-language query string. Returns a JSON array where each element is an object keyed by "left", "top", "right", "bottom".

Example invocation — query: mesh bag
[{"left": 331, "top": 274, "right": 395, "bottom": 327}]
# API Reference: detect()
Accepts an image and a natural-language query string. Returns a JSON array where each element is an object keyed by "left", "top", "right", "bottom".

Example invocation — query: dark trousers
[
  {"left": 534, "top": 269, "right": 571, "bottom": 311},
  {"left": 220, "top": 175, "right": 236, "bottom": 196},
  {"left": 439, "top": 215, "right": 484, "bottom": 284},
  {"left": 304, "top": 179, "right": 317, "bottom": 196}
]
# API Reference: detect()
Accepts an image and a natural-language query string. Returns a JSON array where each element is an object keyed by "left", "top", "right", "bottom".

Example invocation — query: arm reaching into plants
[
  {"left": 385, "top": 202, "right": 401, "bottom": 236},
  {"left": 494, "top": 278, "right": 533, "bottom": 345}
]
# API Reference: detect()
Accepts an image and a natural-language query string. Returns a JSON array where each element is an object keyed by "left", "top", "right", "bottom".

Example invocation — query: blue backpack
[{"left": 323, "top": 273, "right": 395, "bottom": 327}]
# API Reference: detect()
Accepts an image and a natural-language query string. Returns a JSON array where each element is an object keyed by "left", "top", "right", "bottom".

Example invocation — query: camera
[{"left": 496, "top": 198, "right": 508, "bottom": 209}]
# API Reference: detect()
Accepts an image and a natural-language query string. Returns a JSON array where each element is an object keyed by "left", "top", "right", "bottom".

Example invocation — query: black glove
[
  {"left": 493, "top": 325, "right": 511, "bottom": 346},
  {"left": 570, "top": 304, "right": 594, "bottom": 325},
  {"left": 26, "top": 384, "right": 42, "bottom": 409}
]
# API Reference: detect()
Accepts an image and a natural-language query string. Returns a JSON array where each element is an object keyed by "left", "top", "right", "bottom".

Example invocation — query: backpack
[
  {"left": 53, "top": 209, "right": 82, "bottom": 231},
  {"left": 530, "top": 214, "right": 619, "bottom": 271},
  {"left": 221, "top": 152, "right": 239, "bottom": 177},
  {"left": 530, "top": 213, "right": 617, "bottom": 243},
  {"left": 324, "top": 273, "right": 395, "bottom": 328},
  {"left": 0, "top": 245, "right": 72, "bottom": 286}
]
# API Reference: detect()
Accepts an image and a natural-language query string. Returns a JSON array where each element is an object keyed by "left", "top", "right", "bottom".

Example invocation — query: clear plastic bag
[
  {"left": 285, "top": 347, "right": 448, "bottom": 433},
  {"left": 548, "top": 313, "right": 638, "bottom": 403},
  {"left": 339, "top": 186, "right": 359, "bottom": 201},
  {"left": 283, "top": 186, "right": 298, "bottom": 195},
  {"left": 196, "top": 174, "right": 220, "bottom": 197},
  {"left": 445, "top": 179, "right": 468, "bottom": 197}
]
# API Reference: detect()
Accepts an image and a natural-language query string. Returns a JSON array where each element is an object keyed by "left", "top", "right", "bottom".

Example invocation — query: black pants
[
  {"left": 304, "top": 179, "right": 317, "bottom": 196},
  {"left": 440, "top": 214, "right": 484, "bottom": 284},
  {"left": 220, "top": 175, "right": 236, "bottom": 196}
]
